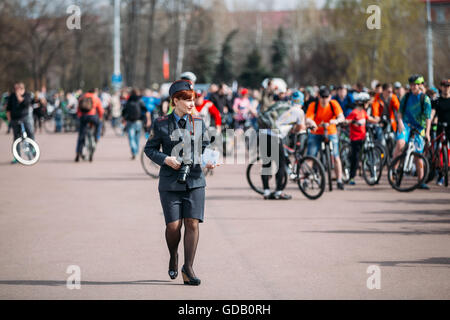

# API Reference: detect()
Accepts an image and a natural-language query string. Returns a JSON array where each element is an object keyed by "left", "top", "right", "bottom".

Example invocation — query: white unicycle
[{"left": 12, "top": 121, "right": 40, "bottom": 166}]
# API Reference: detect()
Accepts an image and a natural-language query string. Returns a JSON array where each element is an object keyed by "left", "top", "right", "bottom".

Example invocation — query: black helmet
[
  {"left": 319, "top": 86, "right": 330, "bottom": 98},
  {"left": 408, "top": 74, "right": 425, "bottom": 85}
]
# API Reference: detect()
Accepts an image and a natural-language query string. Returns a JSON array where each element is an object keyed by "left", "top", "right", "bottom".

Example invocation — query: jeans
[
  {"left": 54, "top": 109, "right": 63, "bottom": 132},
  {"left": 126, "top": 120, "right": 142, "bottom": 156},
  {"left": 96, "top": 120, "right": 103, "bottom": 141},
  {"left": 76, "top": 115, "right": 99, "bottom": 154},
  {"left": 11, "top": 116, "right": 35, "bottom": 141},
  {"left": 307, "top": 134, "right": 340, "bottom": 158}
]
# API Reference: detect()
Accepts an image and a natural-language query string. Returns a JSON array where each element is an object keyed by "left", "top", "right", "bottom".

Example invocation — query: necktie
[{"left": 178, "top": 118, "right": 186, "bottom": 129}]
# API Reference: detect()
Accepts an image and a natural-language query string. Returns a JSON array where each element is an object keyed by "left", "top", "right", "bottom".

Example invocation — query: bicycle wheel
[
  {"left": 12, "top": 137, "right": 40, "bottom": 166},
  {"left": 425, "top": 147, "right": 436, "bottom": 183},
  {"left": 387, "top": 136, "right": 395, "bottom": 159},
  {"left": 443, "top": 144, "right": 448, "bottom": 187},
  {"left": 387, "top": 152, "right": 429, "bottom": 192},
  {"left": 141, "top": 150, "right": 159, "bottom": 178},
  {"left": 339, "top": 142, "right": 351, "bottom": 184},
  {"left": 362, "top": 148, "right": 383, "bottom": 186},
  {"left": 86, "top": 131, "right": 96, "bottom": 162},
  {"left": 375, "top": 142, "right": 388, "bottom": 168},
  {"left": 325, "top": 145, "right": 333, "bottom": 191},
  {"left": 296, "top": 156, "right": 326, "bottom": 200},
  {"left": 246, "top": 158, "right": 287, "bottom": 195}
]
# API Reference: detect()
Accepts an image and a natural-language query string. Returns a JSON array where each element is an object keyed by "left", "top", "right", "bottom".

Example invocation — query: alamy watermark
[
  {"left": 168, "top": 127, "right": 280, "bottom": 175},
  {"left": 367, "top": 5, "right": 381, "bottom": 30},
  {"left": 366, "top": 265, "right": 381, "bottom": 290},
  {"left": 66, "top": 5, "right": 81, "bottom": 30},
  {"left": 66, "top": 265, "right": 81, "bottom": 289}
]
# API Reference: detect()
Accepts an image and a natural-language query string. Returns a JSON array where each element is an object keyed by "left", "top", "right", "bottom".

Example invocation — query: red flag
[{"left": 163, "top": 48, "right": 170, "bottom": 80}]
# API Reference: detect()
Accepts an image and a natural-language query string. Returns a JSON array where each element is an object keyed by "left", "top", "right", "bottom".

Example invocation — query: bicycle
[
  {"left": 317, "top": 122, "right": 337, "bottom": 192},
  {"left": 247, "top": 133, "right": 326, "bottom": 200},
  {"left": 81, "top": 123, "right": 96, "bottom": 162},
  {"left": 63, "top": 113, "right": 79, "bottom": 133},
  {"left": 12, "top": 120, "right": 40, "bottom": 166},
  {"left": 359, "top": 123, "right": 384, "bottom": 185},
  {"left": 340, "top": 123, "right": 387, "bottom": 185},
  {"left": 387, "top": 127, "right": 429, "bottom": 192},
  {"left": 380, "top": 114, "right": 396, "bottom": 162},
  {"left": 424, "top": 122, "right": 449, "bottom": 187}
]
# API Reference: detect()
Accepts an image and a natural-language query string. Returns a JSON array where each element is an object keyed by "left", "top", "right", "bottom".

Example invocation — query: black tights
[
  {"left": 165, "top": 218, "right": 199, "bottom": 277},
  {"left": 350, "top": 140, "right": 364, "bottom": 179}
]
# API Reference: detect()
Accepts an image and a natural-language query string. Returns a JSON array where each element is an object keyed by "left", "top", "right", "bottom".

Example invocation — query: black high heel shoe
[
  {"left": 168, "top": 254, "right": 178, "bottom": 280},
  {"left": 168, "top": 269, "right": 178, "bottom": 280},
  {"left": 181, "top": 265, "right": 201, "bottom": 286}
]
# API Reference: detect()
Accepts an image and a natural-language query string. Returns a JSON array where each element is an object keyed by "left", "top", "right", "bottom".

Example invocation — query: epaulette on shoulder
[{"left": 157, "top": 116, "right": 168, "bottom": 122}]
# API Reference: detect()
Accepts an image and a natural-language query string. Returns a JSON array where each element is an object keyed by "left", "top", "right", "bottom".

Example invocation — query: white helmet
[
  {"left": 353, "top": 92, "right": 371, "bottom": 104},
  {"left": 180, "top": 71, "right": 197, "bottom": 83}
]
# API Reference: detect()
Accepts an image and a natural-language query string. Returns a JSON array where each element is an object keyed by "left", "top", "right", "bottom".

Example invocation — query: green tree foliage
[
  {"left": 271, "top": 27, "right": 288, "bottom": 78},
  {"left": 185, "top": 7, "right": 217, "bottom": 84},
  {"left": 326, "top": 0, "right": 426, "bottom": 85},
  {"left": 189, "top": 38, "right": 217, "bottom": 83},
  {"left": 214, "top": 29, "right": 238, "bottom": 84},
  {"left": 238, "top": 47, "right": 269, "bottom": 89}
]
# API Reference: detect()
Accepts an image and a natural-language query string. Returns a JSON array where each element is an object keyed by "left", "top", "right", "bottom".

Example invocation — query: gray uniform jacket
[{"left": 144, "top": 112, "right": 210, "bottom": 192}]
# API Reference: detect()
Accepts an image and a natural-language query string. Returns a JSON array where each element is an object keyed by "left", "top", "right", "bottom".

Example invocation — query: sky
[{"left": 224, "top": 0, "right": 327, "bottom": 11}]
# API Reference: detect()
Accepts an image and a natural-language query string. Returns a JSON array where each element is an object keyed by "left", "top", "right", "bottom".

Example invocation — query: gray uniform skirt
[{"left": 159, "top": 187, "right": 205, "bottom": 225}]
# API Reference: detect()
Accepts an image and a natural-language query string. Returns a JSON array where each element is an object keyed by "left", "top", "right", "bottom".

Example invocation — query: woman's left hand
[{"left": 205, "top": 163, "right": 220, "bottom": 169}]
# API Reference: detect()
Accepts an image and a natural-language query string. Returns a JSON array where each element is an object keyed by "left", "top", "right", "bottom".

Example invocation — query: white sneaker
[{"left": 263, "top": 189, "right": 271, "bottom": 200}]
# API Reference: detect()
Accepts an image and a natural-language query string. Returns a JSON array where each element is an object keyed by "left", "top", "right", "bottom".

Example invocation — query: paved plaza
[{"left": 0, "top": 127, "right": 449, "bottom": 299}]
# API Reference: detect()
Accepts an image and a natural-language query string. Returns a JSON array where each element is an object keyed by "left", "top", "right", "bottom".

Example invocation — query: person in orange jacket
[
  {"left": 75, "top": 89, "right": 104, "bottom": 162},
  {"left": 371, "top": 83, "right": 400, "bottom": 146}
]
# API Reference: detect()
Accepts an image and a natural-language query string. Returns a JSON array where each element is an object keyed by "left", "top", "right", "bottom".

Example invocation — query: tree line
[{"left": 0, "top": 0, "right": 447, "bottom": 92}]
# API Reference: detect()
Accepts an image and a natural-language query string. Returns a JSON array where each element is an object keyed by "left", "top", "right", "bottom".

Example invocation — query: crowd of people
[{"left": 1, "top": 72, "right": 449, "bottom": 195}]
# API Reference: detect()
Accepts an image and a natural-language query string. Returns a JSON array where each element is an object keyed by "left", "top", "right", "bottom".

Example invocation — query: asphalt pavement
[{"left": 0, "top": 125, "right": 449, "bottom": 299}]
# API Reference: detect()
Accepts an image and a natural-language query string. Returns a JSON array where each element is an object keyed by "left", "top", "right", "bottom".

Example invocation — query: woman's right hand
[{"left": 164, "top": 156, "right": 181, "bottom": 170}]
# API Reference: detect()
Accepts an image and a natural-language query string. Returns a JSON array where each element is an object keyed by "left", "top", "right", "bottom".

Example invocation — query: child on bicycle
[{"left": 345, "top": 92, "right": 377, "bottom": 185}]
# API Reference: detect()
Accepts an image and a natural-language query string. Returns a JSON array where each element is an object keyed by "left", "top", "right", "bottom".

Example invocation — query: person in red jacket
[
  {"left": 194, "top": 91, "right": 221, "bottom": 132},
  {"left": 345, "top": 92, "right": 377, "bottom": 185},
  {"left": 75, "top": 89, "right": 104, "bottom": 162}
]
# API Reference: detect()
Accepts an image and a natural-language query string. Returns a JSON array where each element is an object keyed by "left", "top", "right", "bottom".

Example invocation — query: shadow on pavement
[
  {"left": 0, "top": 279, "right": 182, "bottom": 286},
  {"left": 206, "top": 195, "right": 261, "bottom": 201},
  {"left": 366, "top": 209, "right": 450, "bottom": 217},
  {"left": 72, "top": 177, "right": 150, "bottom": 181},
  {"left": 306, "top": 229, "right": 450, "bottom": 235},
  {"left": 353, "top": 198, "right": 450, "bottom": 205},
  {"left": 207, "top": 187, "right": 252, "bottom": 191},
  {"left": 360, "top": 257, "right": 450, "bottom": 267},
  {"left": 39, "top": 159, "right": 77, "bottom": 164},
  {"left": 371, "top": 219, "right": 450, "bottom": 224}
]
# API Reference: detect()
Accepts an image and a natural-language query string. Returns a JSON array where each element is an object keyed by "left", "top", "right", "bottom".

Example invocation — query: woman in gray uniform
[{"left": 144, "top": 80, "right": 217, "bottom": 286}]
